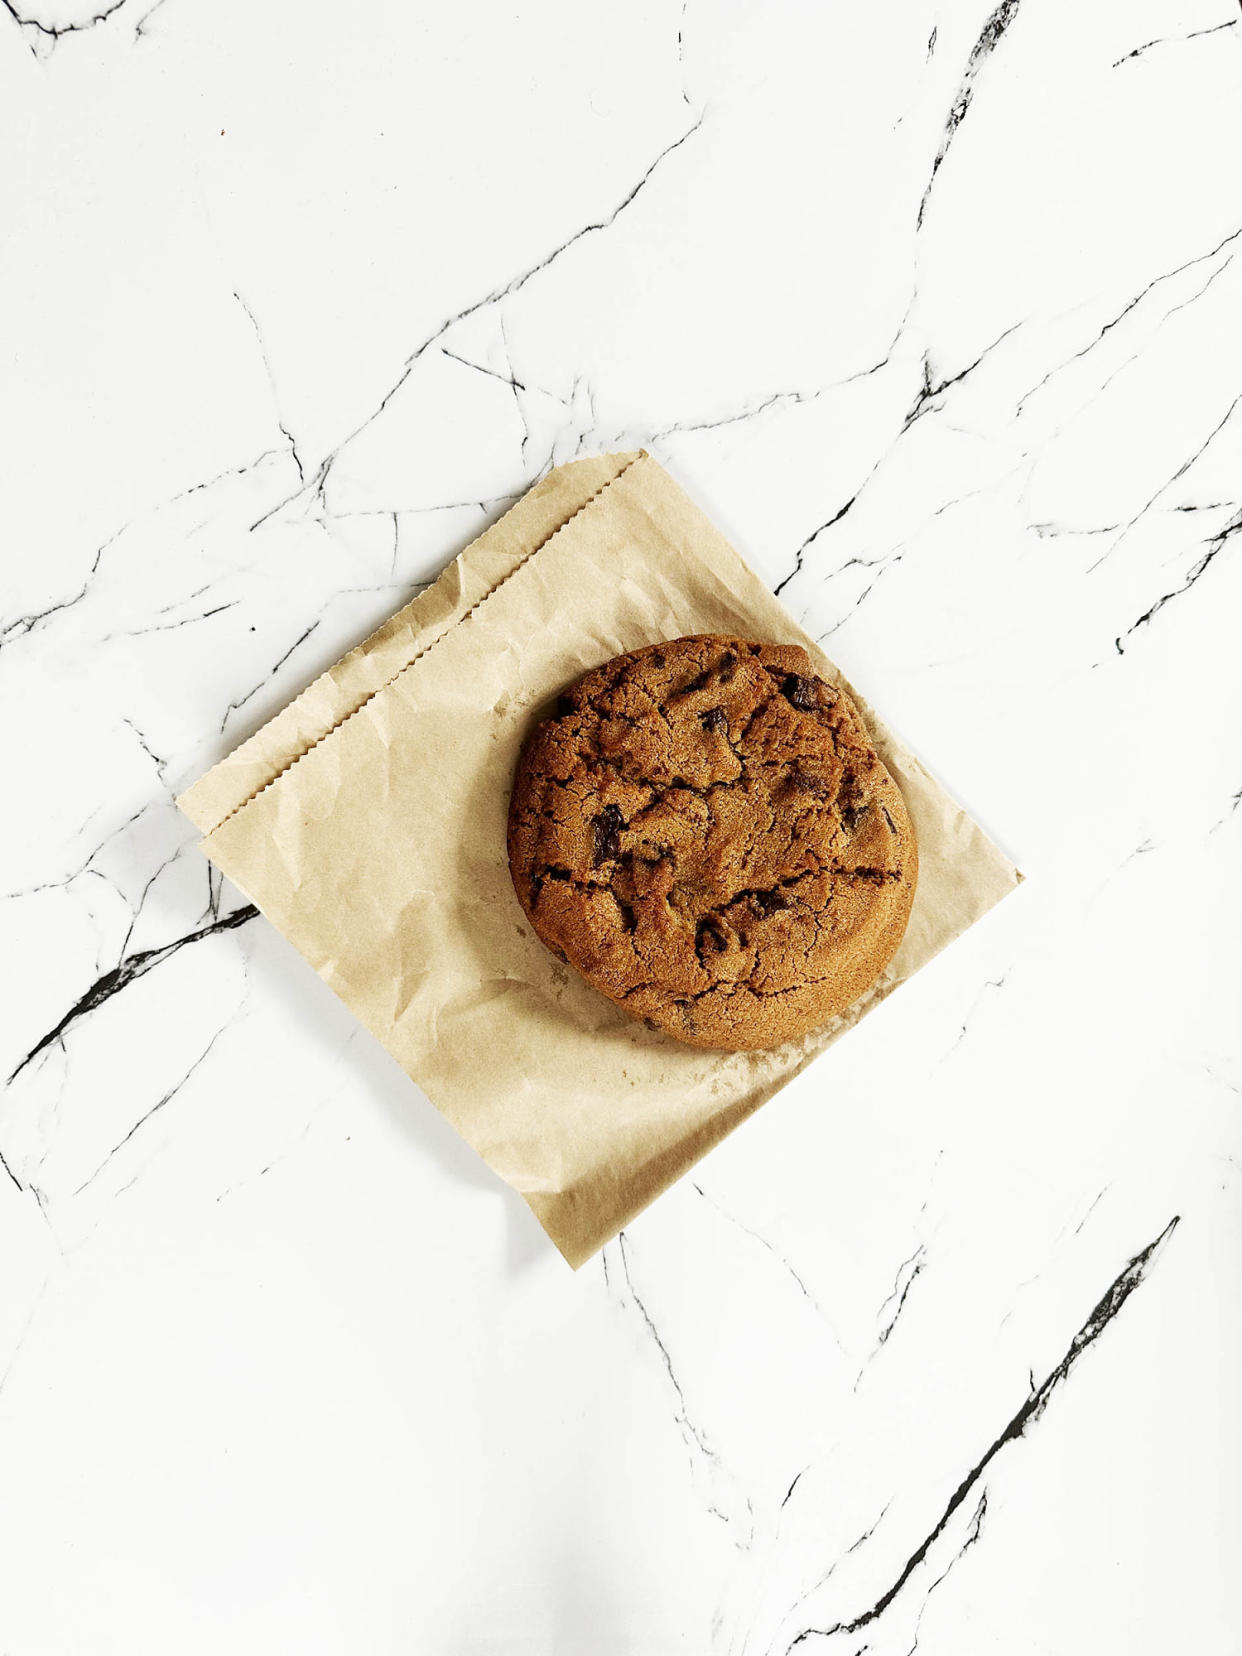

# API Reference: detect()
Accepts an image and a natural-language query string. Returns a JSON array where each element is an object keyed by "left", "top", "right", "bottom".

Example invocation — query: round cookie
[{"left": 507, "top": 635, "right": 917, "bottom": 1051}]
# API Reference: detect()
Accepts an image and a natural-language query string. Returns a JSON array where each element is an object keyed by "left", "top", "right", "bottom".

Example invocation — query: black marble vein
[
  {"left": 205, "top": 862, "right": 223, "bottom": 922},
  {"left": 816, "top": 556, "right": 905, "bottom": 639},
  {"left": 773, "top": 316, "right": 1018, "bottom": 602},
  {"left": 219, "top": 619, "right": 322, "bottom": 734},
  {"left": 1, "top": 446, "right": 287, "bottom": 654},
  {"left": 1070, "top": 1186, "right": 1108, "bottom": 1239},
  {"left": 781, "top": 1468, "right": 806, "bottom": 1509},
  {"left": 1115, "top": 505, "right": 1242, "bottom": 653},
  {"left": 615, "top": 1230, "right": 751, "bottom": 1535},
  {"left": 905, "top": 1490, "right": 988, "bottom": 1656},
  {"left": 918, "top": 0, "right": 1022, "bottom": 227},
  {"left": 648, "top": 329, "right": 916, "bottom": 447},
  {"left": 118, "top": 846, "right": 188, "bottom": 958},
  {"left": 616, "top": 1230, "right": 716, "bottom": 1465},
  {"left": 854, "top": 1243, "right": 930, "bottom": 1388},
  {"left": 0, "top": 1142, "right": 22, "bottom": 1192},
  {"left": 122, "top": 716, "right": 169, "bottom": 781},
  {"left": 131, "top": 0, "right": 167, "bottom": 38},
  {"left": 786, "top": 1217, "right": 1179, "bottom": 1651},
  {"left": 1023, "top": 251, "right": 1235, "bottom": 481},
  {"left": 1113, "top": 18, "right": 1236, "bottom": 67},
  {"left": 1, "top": 0, "right": 129, "bottom": 40},
  {"left": 0, "top": 529, "right": 114, "bottom": 652},
  {"left": 1091, "top": 390, "right": 1242, "bottom": 575},
  {"left": 876, "top": 1244, "right": 927, "bottom": 1347},
  {"left": 8, "top": 905, "right": 257, "bottom": 1083},
  {"left": 6, "top": 811, "right": 142, "bottom": 913},
  {"left": 654, "top": 386, "right": 821, "bottom": 442},
  {"left": 499, "top": 313, "right": 533, "bottom": 460},
  {"left": 781, "top": 1502, "right": 894, "bottom": 1639},
  {"left": 765, "top": 317, "right": 921, "bottom": 600},
  {"left": 128, "top": 600, "right": 239, "bottom": 637},
  {"left": 677, "top": 0, "right": 691, "bottom": 105},
  {"left": 774, "top": 495, "right": 868, "bottom": 599},
  {"left": 903, "top": 321, "right": 1023, "bottom": 432},
  {"left": 440, "top": 345, "right": 531, "bottom": 395}
]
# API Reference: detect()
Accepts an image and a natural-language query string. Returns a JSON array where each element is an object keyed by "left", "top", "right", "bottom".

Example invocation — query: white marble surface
[{"left": 2, "top": 1, "right": 1241, "bottom": 1650}]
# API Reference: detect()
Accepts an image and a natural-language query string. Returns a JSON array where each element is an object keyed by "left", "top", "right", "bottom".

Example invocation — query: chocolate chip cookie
[{"left": 507, "top": 635, "right": 917, "bottom": 1051}]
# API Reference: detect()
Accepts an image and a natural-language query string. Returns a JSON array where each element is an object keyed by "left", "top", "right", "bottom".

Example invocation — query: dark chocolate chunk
[
  {"left": 784, "top": 673, "right": 819, "bottom": 711},
  {"left": 592, "top": 804, "right": 624, "bottom": 866},
  {"left": 701, "top": 706, "right": 728, "bottom": 734}
]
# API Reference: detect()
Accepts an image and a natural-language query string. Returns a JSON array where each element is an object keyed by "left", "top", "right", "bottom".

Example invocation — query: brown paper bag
[{"left": 179, "top": 452, "right": 1019, "bottom": 1266}]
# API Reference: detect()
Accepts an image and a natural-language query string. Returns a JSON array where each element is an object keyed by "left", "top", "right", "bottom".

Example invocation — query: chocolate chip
[
  {"left": 783, "top": 673, "right": 819, "bottom": 711},
  {"left": 592, "top": 803, "right": 624, "bottom": 866},
  {"left": 695, "top": 917, "right": 729, "bottom": 957},
  {"left": 555, "top": 695, "right": 575, "bottom": 718},
  {"left": 789, "top": 764, "right": 829, "bottom": 796},
  {"left": 836, "top": 769, "right": 869, "bottom": 830},
  {"left": 701, "top": 706, "right": 728, "bottom": 734}
]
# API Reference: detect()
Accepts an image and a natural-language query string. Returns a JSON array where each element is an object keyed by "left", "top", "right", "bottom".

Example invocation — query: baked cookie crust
[{"left": 507, "top": 635, "right": 917, "bottom": 1051}]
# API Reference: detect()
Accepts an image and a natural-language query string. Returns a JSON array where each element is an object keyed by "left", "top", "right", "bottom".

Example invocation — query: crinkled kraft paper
[{"left": 179, "top": 452, "right": 1020, "bottom": 1266}]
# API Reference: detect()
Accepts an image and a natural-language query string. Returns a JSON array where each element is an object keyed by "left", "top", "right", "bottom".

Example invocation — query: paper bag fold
[{"left": 180, "top": 452, "right": 1019, "bottom": 1266}]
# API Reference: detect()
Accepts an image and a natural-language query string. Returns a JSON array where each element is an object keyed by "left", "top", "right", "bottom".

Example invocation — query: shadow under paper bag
[{"left": 178, "top": 451, "right": 1021, "bottom": 1267}]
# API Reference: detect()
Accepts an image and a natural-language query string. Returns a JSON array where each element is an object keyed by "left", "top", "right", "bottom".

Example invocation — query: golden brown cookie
[{"left": 507, "top": 635, "right": 917, "bottom": 1051}]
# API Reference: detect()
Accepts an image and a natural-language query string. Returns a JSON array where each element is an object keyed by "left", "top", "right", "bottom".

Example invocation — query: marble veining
[{"left": 1, "top": 0, "right": 1239, "bottom": 1650}]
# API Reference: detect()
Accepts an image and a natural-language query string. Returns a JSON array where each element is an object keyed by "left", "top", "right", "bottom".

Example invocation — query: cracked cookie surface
[{"left": 507, "top": 635, "right": 918, "bottom": 1051}]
